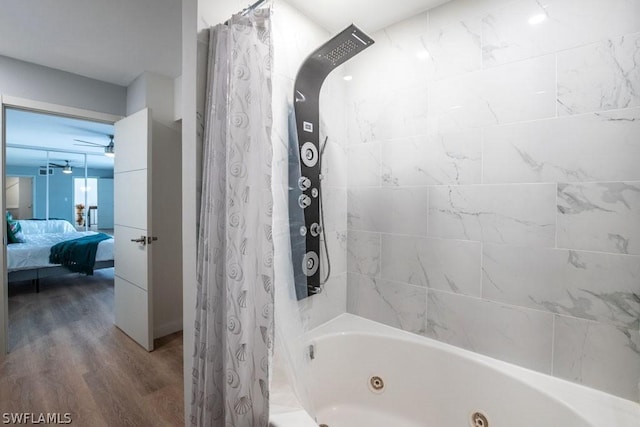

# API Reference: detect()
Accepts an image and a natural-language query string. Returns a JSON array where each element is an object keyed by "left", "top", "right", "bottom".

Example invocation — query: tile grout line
[
  {"left": 480, "top": 126, "right": 485, "bottom": 184},
  {"left": 550, "top": 314, "right": 556, "bottom": 375},
  {"left": 345, "top": 105, "right": 639, "bottom": 148},
  {"left": 349, "top": 227, "right": 640, "bottom": 259},
  {"left": 555, "top": 52, "right": 559, "bottom": 118},
  {"left": 425, "top": 280, "right": 429, "bottom": 335},
  {"left": 378, "top": 138, "right": 382, "bottom": 188},
  {"left": 426, "top": 186, "right": 430, "bottom": 237},
  {"left": 473, "top": 28, "right": 640, "bottom": 72},
  {"left": 378, "top": 231, "right": 382, "bottom": 279},
  {"left": 479, "top": 241, "right": 484, "bottom": 297},
  {"left": 555, "top": 182, "right": 559, "bottom": 249}
]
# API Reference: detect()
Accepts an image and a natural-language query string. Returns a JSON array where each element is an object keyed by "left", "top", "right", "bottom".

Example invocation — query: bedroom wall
[
  {"left": 6, "top": 165, "right": 113, "bottom": 225},
  {"left": 0, "top": 55, "right": 126, "bottom": 116}
]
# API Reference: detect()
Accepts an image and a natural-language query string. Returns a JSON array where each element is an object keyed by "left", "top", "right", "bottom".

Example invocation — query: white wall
[
  {"left": 126, "top": 69, "right": 183, "bottom": 341},
  {"left": 126, "top": 74, "right": 147, "bottom": 117},
  {"left": 127, "top": 71, "right": 179, "bottom": 130},
  {"left": 271, "top": 1, "right": 350, "bottom": 331},
  {"left": 197, "top": 0, "right": 244, "bottom": 31},
  {"left": 173, "top": 75, "right": 183, "bottom": 121},
  {"left": 0, "top": 55, "right": 126, "bottom": 116},
  {"left": 182, "top": 0, "right": 198, "bottom": 420},
  {"left": 151, "top": 120, "right": 183, "bottom": 339}
]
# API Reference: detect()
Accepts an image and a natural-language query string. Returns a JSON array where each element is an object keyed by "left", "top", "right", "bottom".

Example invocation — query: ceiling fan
[
  {"left": 74, "top": 134, "right": 115, "bottom": 157},
  {"left": 48, "top": 160, "right": 74, "bottom": 174}
]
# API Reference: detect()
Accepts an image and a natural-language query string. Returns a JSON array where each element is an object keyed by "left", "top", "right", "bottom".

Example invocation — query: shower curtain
[{"left": 191, "top": 9, "right": 274, "bottom": 427}]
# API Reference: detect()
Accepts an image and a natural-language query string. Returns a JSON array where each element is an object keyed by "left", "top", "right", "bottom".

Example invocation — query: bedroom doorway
[
  {"left": 0, "top": 96, "right": 120, "bottom": 356},
  {"left": 1, "top": 96, "right": 182, "bottom": 356}
]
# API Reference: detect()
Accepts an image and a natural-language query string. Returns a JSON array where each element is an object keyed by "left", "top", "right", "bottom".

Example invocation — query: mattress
[
  {"left": 17, "top": 219, "right": 76, "bottom": 235},
  {"left": 7, "top": 231, "right": 114, "bottom": 272}
]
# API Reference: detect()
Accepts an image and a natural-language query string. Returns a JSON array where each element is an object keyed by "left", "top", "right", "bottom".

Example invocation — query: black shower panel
[{"left": 292, "top": 24, "right": 374, "bottom": 295}]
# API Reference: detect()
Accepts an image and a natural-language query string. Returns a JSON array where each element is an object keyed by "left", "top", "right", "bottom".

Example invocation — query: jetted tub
[{"left": 270, "top": 314, "right": 640, "bottom": 427}]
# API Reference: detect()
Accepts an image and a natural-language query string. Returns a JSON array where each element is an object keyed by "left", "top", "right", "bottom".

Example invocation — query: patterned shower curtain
[{"left": 191, "top": 9, "right": 274, "bottom": 427}]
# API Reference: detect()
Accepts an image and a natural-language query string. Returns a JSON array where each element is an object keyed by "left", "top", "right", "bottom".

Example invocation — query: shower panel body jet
[{"left": 292, "top": 24, "right": 374, "bottom": 296}]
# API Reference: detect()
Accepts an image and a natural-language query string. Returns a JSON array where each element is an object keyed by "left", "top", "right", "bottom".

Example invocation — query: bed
[{"left": 7, "top": 219, "right": 114, "bottom": 291}]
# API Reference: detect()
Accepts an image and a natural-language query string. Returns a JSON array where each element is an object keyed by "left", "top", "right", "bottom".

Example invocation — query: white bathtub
[{"left": 270, "top": 313, "right": 640, "bottom": 427}]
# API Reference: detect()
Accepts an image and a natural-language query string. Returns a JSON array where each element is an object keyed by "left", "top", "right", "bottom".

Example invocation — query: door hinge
[{"left": 147, "top": 236, "right": 158, "bottom": 244}]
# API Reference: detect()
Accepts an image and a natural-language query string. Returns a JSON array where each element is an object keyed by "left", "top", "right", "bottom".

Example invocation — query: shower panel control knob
[
  {"left": 302, "top": 251, "right": 319, "bottom": 277},
  {"left": 311, "top": 188, "right": 319, "bottom": 198},
  {"left": 298, "top": 176, "right": 311, "bottom": 190},
  {"left": 298, "top": 194, "right": 311, "bottom": 209},
  {"left": 299, "top": 226, "right": 307, "bottom": 236},
  {"left": 301, "top": 142, "right": 319, "bottom": 167},
  {"left": 310, "top": 223, "right": 321, "bottom": 237}
]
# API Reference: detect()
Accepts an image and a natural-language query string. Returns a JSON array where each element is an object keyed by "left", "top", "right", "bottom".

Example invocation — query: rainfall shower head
[
  {"left": 295, "top": 24, "right": 374, "bottom": 93},
  {"left": 315, "top": 25, "right": 374, "bottom": 68}
]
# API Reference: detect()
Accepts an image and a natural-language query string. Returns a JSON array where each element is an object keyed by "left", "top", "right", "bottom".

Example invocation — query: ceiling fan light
[
  {"left": 104, "top": 144, "right": 115, "bottom": 157},
  {"left": 62, "top": 165, "right": 73, "bottom": 174}
]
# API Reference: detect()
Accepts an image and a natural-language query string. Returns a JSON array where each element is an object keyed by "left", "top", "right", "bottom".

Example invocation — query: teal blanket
[{"left": 49, "top": 233, "right": 112, "bottom": 275}]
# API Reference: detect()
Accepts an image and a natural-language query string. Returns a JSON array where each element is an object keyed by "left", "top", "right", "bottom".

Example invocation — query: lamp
[{"left": 62, "top": 164, "right": 73, "bottom": 174}]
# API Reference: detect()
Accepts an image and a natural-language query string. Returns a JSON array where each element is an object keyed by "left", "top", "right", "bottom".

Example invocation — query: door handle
[{"left": 131, "top": 236, "right": 147, "bottom": 245}]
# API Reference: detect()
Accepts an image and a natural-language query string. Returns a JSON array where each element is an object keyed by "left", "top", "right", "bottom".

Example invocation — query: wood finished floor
[{"left": 0, "top": 269, "right": 184, "bottom": 426}]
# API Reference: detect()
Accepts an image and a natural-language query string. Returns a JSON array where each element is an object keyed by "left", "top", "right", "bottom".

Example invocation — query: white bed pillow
[{"left": 17, "top": 219, "right": 77, "bottom": 235}]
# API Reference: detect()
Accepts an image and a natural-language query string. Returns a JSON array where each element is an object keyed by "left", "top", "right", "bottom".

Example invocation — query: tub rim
[{"left": 302, "top": 313, "right": 640, "bottom": 427}]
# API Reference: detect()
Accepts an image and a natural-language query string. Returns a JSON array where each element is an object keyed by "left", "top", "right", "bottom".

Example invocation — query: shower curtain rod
[
  {"left": 225, "top": 0, "right": 267, "bottom": 24},
  {"left": 240, "top": 0, "right": 267, "bottom": 16}
]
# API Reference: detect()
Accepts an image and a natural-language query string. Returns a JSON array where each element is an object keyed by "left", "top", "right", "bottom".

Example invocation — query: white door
[
  {"left": 113, "top": 108, "right": 154, "bottom": 351},
  {"left": 18, "top": 177, "right": 33, "bottom": 219}
]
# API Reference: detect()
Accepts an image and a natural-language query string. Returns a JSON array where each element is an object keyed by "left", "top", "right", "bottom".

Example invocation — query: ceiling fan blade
[
  {"left": 73, "top": 143, "right": 103, "bottom": 148},
  {"left": 74, "top": 139, "right": 106, "bottom": 147},
  {"left": 67, "top": 125, "right": 112, "bottom": 136},
  {"left": 49, "top": 163, "right": 64, "bottom": 168}
]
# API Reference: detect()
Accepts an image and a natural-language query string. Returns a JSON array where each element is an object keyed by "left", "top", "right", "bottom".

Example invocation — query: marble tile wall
[
  {"left": 344, "top": 0, "right": 640, "bottom": 401},
  {"left": 272, "top": 1, "right": 349, "bottom": 331}
]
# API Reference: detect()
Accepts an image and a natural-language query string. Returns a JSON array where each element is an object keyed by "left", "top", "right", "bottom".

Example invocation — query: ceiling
[
  {"left": 5, "top": 109, "right": 115, "bottom": 170},
  {"left": 0, "top": 0, "right": 451, "bottom": 169},
  {"left": 0, "top": 0, "right": 450, "bottom": 88},
  {"left": 286, "top": 0, "right": 451, "bottom": 33},
  {"left": 0, "top": 1, "right": 178, "bottom": 171},
  {"left": 0, "top": 0, "right": 181, "bottom": 87}
]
